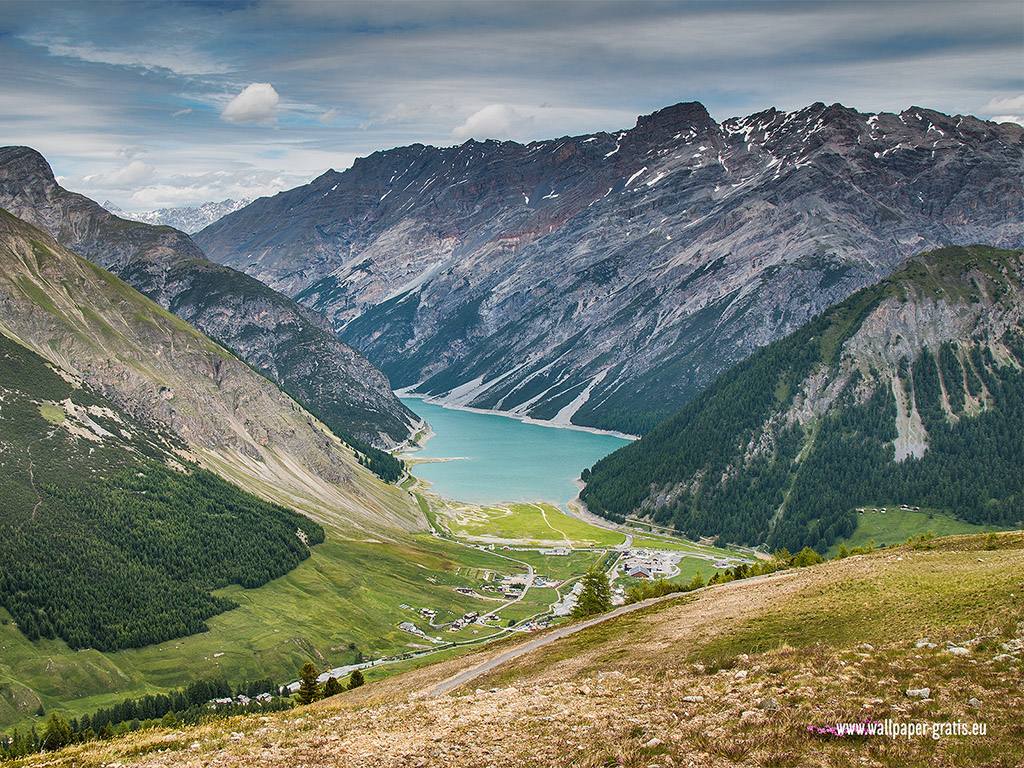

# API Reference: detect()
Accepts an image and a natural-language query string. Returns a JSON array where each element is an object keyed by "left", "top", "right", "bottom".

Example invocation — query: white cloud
[
  {"left": 452, "top": 104, "right": 532, "bottom": 141},
  {"left": 115, "top": 169, "right": 316, "bottom": 211},
  {"left": 991, "top": 115, "right": 1024, "bottom": 126},
  {"left": 361, "top": 100, "right": 458, "bottom": 129},
  {"left": 318, "top": 108, "right": 340, "bottom": 123},
  {"left": 115, "top": 146, "right": 150, "bottom": 160},
  {"left": 982, "top": 94, "right": 1024, "bottom": 113},
  {"left": 20, "top": 34, "right": 228, "bottom": 78},
  {"left": 221, "top": 83, "right": 280, "bottom": 124},
  {"left": 172, "top": 108, "right": 193, "bottom": 118},
  {"left": 83, "top": 159, "right": 155, "bottom": 186}
]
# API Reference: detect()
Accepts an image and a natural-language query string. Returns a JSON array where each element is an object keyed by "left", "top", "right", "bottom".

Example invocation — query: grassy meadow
[
  {"left": 437, "top": 501, "right": 627, "bottom": 547},
  {"left": 826, "top": 506, "right": 1011, "bottom": 557},
  {"left": 0, "top": 530, "right": 534, "bottom": 732}
]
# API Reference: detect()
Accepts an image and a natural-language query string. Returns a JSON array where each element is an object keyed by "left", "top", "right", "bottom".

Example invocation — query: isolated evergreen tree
[
  {"left": 687, "top": 570, "right": 705, "bottom": 590},
  {"left": 791, "top": 546, "right": 823, "bottom": 567},
  {"left": 40, "top": 713, "right": 72, "bottom": 752},
  {"left": 348, "top": 669, "right": 365, "bottom": 690},
  {"left": 6, "top": 728, "right": 26, "bottom": 759},
  {"left": 572, "top": 570, "right": 613, "bottom": 618},
  {"left": 322, "top": 676, "right": 343, "bottom": 698},
  {"left": 296, "top": 663, "right": 321, "bottom": 705}
]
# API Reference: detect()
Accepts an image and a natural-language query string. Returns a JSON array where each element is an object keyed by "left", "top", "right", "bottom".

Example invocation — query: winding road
[{"left": 428, "top": 589, "right": 689, "bottom": 698}]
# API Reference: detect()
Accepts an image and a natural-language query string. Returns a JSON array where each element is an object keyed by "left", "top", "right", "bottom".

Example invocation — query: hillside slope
[
  {"left": 0, "top": 329, "right": 325, "bottom": 652},
  {"left": 581, "top": 245, "right": 1024, "bottom": 552},
  {"left": 197, "top": 102, "right": 1024, "bottom": 433},
  {"left": 0, "top": 208, "right": 422, "bottom": 535},
  {"left": 0, "top": 147, "right": 416, "bottom": 450},
  {"left": 20, "top": 532, "right": 1024, "bottom": 768}
]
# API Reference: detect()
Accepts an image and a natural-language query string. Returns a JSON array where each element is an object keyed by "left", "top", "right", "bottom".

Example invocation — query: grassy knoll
[
  {"left": 441, "top": 502, "right": 626, "bottom": 547},
  {"left": 498, "top": 549, "right": 606, "bottom": 579},
  {"left": 480, "top": 533, "right": 1024, "bottom": 684},
  {"left": 827, "top": 506, "right": 1006, "bottom": 557}
]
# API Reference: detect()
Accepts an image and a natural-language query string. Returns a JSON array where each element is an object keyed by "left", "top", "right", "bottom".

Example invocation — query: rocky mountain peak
[
  {"left": 632, "top": 101, "right": 716, "bottom": 143},
  {"left": 0, "top": 146, "right": 56, "bottom": 186}
]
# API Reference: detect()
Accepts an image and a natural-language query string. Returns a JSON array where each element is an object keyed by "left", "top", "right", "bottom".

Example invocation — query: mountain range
[
  {"left": 196, "top": 101, "right": 1024, "bottom": 434},
  {"left": 0, "top": 207, "right": 422, "bottom": 536},
  {"left": 1, "top": 97, "right": 1023, "bottom": 756},
  {"left": 103, "top": 198, "right": 254, "bottom": 234},
  {"left": 0, "top": 147, "right": 416, "bottom": 453}
]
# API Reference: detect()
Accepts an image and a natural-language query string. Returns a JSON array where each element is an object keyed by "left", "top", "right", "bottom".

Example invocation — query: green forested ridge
[
  {"left": 581, "top": 246, "right": 1024, "bottom": 552},
  {"left": 0, "top": 332, "right": 324, "bottom": 652}
]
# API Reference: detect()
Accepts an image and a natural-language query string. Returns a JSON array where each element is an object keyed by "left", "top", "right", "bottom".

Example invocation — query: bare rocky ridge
[
  {"left": 0, "top": 147, "right": 416, "bottom": 448},
  {"left": 0, "top": 209, "right": 422, "bottom": 534},
  {"left": 196, "top": 101, "right": 1024, "bottom": 433}
]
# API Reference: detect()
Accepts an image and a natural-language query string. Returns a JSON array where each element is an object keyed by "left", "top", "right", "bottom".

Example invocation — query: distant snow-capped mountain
[{"left": 104, "top": 198, "right": 253, "bottom": 233}]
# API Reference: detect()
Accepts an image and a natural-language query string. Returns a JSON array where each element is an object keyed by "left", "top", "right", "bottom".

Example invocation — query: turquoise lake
[{"left": 399, "top": 397, "right": 632, "bottom": 509}]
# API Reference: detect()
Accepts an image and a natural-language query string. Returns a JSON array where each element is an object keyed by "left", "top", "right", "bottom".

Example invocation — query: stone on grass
[{"left": 761, "top": 697, "right": 781, "bottom": 712}]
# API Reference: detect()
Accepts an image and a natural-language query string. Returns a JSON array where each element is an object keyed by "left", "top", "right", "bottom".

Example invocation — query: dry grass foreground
[{"left": 18, "top": 532, "right": 1024, "bottom": 768}]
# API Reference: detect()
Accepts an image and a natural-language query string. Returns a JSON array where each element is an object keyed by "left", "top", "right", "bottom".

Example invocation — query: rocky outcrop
[
  {"left": 196, "top": 102, "right": 1024, "bottom": 434},
  {"left": 0, "top": 146, "right": 416, "bottom": 448}
]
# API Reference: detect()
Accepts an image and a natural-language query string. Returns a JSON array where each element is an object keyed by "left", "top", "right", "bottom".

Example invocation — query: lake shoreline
[
  {"left": 397, "top": 396, "right": 630, "bottom": 511},
  {"left": 394, "top": 390, "right": 639, "bottom": 442}
]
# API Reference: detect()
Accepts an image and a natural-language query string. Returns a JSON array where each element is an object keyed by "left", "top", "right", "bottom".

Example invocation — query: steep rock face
[
  {"left": 196, "top": 102, "right": 1024, "bottom": 434},
  {"left": 0, "top": 147, "right": 416, "bottom": 448},
  {"left": 0, "top": 209, "right": 422, "bottom": 534},
  {"left": 579, "top": 246, "right": 1024, "bottom": 552}
]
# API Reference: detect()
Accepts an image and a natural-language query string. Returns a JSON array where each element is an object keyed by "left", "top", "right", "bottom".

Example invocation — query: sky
[{"left": 1, "top": 0, "right": 1021, "bottom": 212}]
